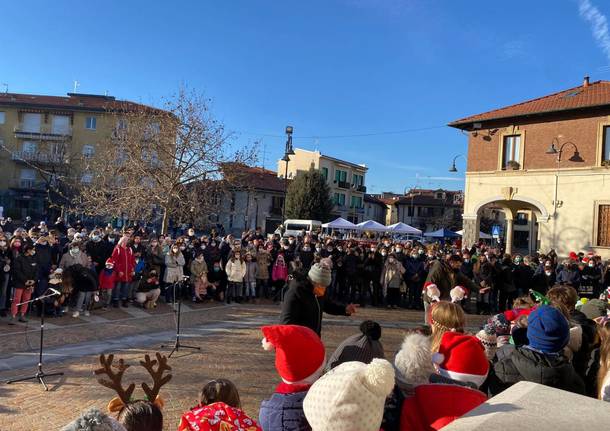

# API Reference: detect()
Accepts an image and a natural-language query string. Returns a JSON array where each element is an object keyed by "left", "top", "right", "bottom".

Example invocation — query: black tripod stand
[
  {"left": 161, "top": 277, "right": 200, "bottom": 358},
  {"left": 7, "top": 289, "right": 64, "bottom": 391}
]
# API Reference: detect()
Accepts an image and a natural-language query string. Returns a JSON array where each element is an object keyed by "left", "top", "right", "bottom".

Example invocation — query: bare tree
[{"left": 75, "top": 88, "right": 256, "bottom": 233}]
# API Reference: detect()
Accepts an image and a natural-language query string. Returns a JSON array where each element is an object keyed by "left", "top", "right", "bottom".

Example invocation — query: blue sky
[{"left": 2, "top": 0, "right": 610, "bottom": 193}]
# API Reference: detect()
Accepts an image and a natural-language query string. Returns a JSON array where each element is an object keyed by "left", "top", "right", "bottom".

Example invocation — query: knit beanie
[
  {"left": 476, "top": 329, "right": 497, "bottom": 361},
  {"left": 308, "top": 258, "right": 332, "bottom": 287},
  {"left": 326, "top": 321, "right": 384, "bottom": 371},
  {"left": 262, "top": 325, "right": 326, "bottom": 384},
  {"left": 393, "top": 332, "right": 435, "bottom": 387},
  {"left": 526, "top": 305, "right": 570, "bottom": 354},
  {"left": 61, "top": 408, "right": 126, "bottom": 431},
  {"left": 485, "top": 313, "right": 511, "bottom": 346},
  {"left": 303, "top": 358, "right": 395, "bottom": 431},
  {"left": 580, "top": 299, "right": 610, "bottom": 320}
]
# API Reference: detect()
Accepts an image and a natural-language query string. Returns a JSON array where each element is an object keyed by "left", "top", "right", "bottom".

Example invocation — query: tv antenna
[
  {"left": 1, "top": 83, "right": 7, "bottom": 94},
  {"left": 73, "top": 80, "right": 80, "bottom": 93}
]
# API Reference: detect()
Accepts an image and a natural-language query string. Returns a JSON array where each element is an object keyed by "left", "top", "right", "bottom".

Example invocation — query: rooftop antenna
[
  {"left": 73, "top": 80, "right": 80, "bottom": 93},
  {"left": 104, "top": 90, "right": 109, "bottom": 96},
  {"left": 261, "top": 140, "right": 266, "bottom": 170},
  {"left": 1, "top": 83, "right": 7, "bottom": 94}
]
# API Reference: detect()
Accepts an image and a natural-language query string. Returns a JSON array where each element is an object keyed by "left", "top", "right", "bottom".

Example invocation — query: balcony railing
[
  {"left": 11, "top": 151, "right": 69, "bottom": 165},
  {"left": 14, "top": 124, "right": 72, "bottom": 140},
  {"left": 355, "top": 185, "right": 366, "bottom": 193},
  {"left": 9, "top": 178, "right": 46, "bottom": 191},
  {"left": 337, "top": 180, "right": 351, "bottom": 189}
]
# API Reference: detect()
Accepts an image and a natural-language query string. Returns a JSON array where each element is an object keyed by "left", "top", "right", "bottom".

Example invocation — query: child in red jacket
[{"left": 98, "top": 258, "right": 117, "bottom": 310}]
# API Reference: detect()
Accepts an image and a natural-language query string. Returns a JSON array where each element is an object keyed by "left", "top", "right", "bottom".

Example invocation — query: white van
[{"left": 281, "top": 219, "right": 322, "bottom": 237}]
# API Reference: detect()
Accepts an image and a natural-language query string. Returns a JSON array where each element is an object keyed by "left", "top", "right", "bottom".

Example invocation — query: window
[
  {"left": 334, "top": 193, "right": 346, "bottom": 206},
  {"left": 352, "top": 173, "right": 364, "bottom": 187},
  {"left": 82, "top": 145, "right": 95, "bottom": 158},
  {"left": 597, "top": 204, "right": 610, "bottom": 247},
  {"left": 52, "top": 115, "right": 70, "bottom": 134},
  {"left": 22, "top": 113, "right": 41, "bottom": 133},
  {"left": 334, "top": 169, "right": 347, "bottom": 183},
  {"left": 81, "top": 173, "right": 93, "bottom": 184},
  {"left": 85, "top": 116, "right": 97, "bottom": 130},
  {"left": 321, "top": 167, "right": 328, "bottom": 180},
  {"left": 22, "top": 141, "right": 37, "bottom": 155},
  {"left": 502, "top": 135, "right": 521, "bottom": 169},
  {"left": 407, "top": 206, "right": 414, "bottom": 217},
  {"left": 515, "top": 212, "right": 529, "bottom": 225},
  {"left": 117, "top": 119, "right": 128, "bottom": 130},
  {"left": 19, "top": 168, "right": 36, "bottom": 188},
  {"left": 603, "top": 126, "right": 610, "bottom": 164},
  {"left": 0, "top": 111, "right": 5, "bottom": 124},
  {"left": 350, "top": 196, "right": 363, "bottom": 208}
]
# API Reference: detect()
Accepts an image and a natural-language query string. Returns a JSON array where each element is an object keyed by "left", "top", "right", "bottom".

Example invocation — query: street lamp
[
  {"left": 449, "top": 154, "right": 466, "bottom": 172},
  {"left": 281, "top": 126, "right": 294, "bottom": 224},
  {"left": 546, "top": 138, "right": 583, "bottom": 215}
]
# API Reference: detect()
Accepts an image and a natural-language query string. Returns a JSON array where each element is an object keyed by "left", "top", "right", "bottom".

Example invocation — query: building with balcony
[
  {"left": 0, "top": 92, "right": 158, "bottom": 220},
  {"left": 277, "top": 148, "right": 368, "bottom": 223},
  {"left": 449, "top": 77, "right": 610, "bottom": 258}
]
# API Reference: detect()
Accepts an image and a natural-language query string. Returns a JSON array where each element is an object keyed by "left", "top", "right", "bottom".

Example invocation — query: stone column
[
  {"left": 505, "top": 218, "right": 514, "bottom": 255},
  {"left": 462, "top": 215, "right": 480, "bottom": 248}
]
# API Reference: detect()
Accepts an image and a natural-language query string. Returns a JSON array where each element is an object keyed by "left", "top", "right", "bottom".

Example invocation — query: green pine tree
[{"left": 285, "top": 167, "right": 333, "bottom": 221}]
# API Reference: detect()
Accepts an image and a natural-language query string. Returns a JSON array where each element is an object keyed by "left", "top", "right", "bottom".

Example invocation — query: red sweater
[{"left": 99, "top": 269, "right": 117, "bottom": 290}]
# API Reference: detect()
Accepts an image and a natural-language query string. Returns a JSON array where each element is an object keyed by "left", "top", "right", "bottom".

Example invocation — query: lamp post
[
  {"left": 545, "top": 138, "right": 583, "bottom": 215},
  {"left": 448, "top": 154, "right": 466, "bottom": 173},
  {"left": 281, "top": 126, "right": 295, "bottom": 224}
]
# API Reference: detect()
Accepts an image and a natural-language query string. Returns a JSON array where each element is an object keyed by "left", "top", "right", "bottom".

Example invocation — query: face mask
[
  {"left": 0, "top": 241, "right": 5, "bottom": 247},
  {"left": 381, "top": 252, "right": 387, "bottom": 257},
  {"left": 383, "top": 242, "right": 390, "bottom": 247},
  {"left": 589, "top": 262, "right": 595, "bottom": 267},
  {"left": 108, "top": 238, "right": 115, "bottom": 244},
  {"left": 70, "top": 248, "right": 80, "bottom": 256},
  {"left": 388, "top": 257, "right": 395, "bottom": 264},
  {"left": 370, "top": 248, "right": 376, "bottom": 253},
  {"left": 464, "top": 258, "right": 469, "bottom": 263},
  {"left": 327, "top": 248, "right": 333, "bottom": 253},
  {"left": 411, "top": 254, "right": 418, "bottom": 259},
  {"left": 106, "top": 265, "right": 113, "bottom": 269},
  {"left": 214, "top": 267, "right": 220, "bottom": 272},
  {"left": 172, "top": 248, "right": 179, "bottom": 253},
  {"left": 396, "top": 248, "right": 403, "bottom": 253},
  {"left": 303, "top": 246, "right": 310, "bottom": 252},
  {"left": 235, "top": 255, "right": 241, "bottom": 260},
  {"left": 288, "top": 240, "right": 295, "bottom": 244},
  {"left": 30, "top": 250, "right": 36, "bottom": 256},
  {"left": 316, "top": 247, "right": 322, "bottom": 252},
  {"left": 514, "top": 259, "right": 521, "bottom": 264},
  {"left": 39, "top": 242, "right": 48, "bottom": 246},
  {"left": 428, "top": 254, "right": 434, "bottom": 259},
  {"left": 418, "top": 249, "right": 424, "bottom": 255},
  {"left": 201, "top": 245, "right": 206, "bottom": 250},
  {"left": 180, "top": 246, "right": 186, "bottom": 251},
  {"left": 545, "top": 271, "right": 553, "bottom": 276},
  {"left": 92, "top": 235, "right": 101, "bottom": 242}
]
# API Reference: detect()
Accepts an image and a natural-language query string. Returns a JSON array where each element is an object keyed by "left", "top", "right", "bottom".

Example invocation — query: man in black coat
[{"left": 280, "top": 258, "right": 357, "bottom": 336}]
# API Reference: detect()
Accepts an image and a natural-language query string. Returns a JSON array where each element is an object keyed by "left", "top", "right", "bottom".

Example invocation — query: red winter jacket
[
  {"left": 400, "top": 384, "right": 486, "bottom": 431},
  {"left": 98, "top": 269, "right": 117, "bottom": 290},
  {"left": 111, "top": 245, "right": 135, "bottom": 283}
]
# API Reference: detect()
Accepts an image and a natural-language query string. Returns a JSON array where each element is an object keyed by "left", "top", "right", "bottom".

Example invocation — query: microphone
[{"left": 48, "top": 288, "right": 61, "bottom": 296}]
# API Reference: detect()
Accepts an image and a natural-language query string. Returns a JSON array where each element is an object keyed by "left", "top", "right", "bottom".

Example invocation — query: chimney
[{"left": 583, "top": 76, "right": 590, "bottom": 87}]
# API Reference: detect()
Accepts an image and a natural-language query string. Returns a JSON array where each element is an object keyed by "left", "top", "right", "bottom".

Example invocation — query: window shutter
[{"left": 598, "top": 205, "right": 610, "bottom": 247}]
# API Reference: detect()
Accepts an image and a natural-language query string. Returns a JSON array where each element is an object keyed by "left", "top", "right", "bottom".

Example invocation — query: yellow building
[
  {"left": 449, "top": 77, "right": 610, "bottom": 258},
  {"left": 277, "top": 148, "right": 368, "bottom": 223},
  {"left": 0, "top": 92, "right": 155, "bottom": 220}
]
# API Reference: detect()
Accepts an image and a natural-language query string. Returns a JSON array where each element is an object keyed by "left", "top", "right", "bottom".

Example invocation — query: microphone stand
[
  {"left": 7, "top": 289, "right": 64, "bottom": 391},
  {"left": 161, "top": 278, "right": 201, "bottom": 358}
]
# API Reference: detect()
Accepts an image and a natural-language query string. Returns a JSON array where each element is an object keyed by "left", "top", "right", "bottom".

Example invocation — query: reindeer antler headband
[{"left": 94, "top": 352, "right": 172, "bottom": 413}]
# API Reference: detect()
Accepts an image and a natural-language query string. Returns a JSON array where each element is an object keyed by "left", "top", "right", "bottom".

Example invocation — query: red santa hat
[
  {"left": 569, "top": 251, "right": 578, "bottom": 261},
  {"left": 433, "top": 332, "right": 489, "bottom": 388},
  {"left": 582, "top": 256, "right": 590, "bottom": 264},
  {"left": 261, "top": 325, "right": 326, "bottom": 385},
  {"left": 105, "top": 258, "right": 114, "bottom": 266}
]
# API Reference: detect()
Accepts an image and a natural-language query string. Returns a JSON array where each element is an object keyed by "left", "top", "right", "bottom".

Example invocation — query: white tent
[
  {"left": 355, "top": 220, "right": 387, "bottom": 232},
  {"left": 455, "top": 229, "right": 493, "bottom": 240},
  {"left": 322, "top": 217, "right": 356, "bottom": 230},
  {"left": 386, "top": 222, "right": 422, "bottom": 235}
]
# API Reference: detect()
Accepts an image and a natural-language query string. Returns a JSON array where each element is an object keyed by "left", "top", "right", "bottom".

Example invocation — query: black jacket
[
  {"left": 12, "top": 254, "right": 38, "bottom": 289},
  {"left": 66, "top": 264, "right": 98, "bottom": 292},
  {"left": 280, "top": 272, "right": 347, "bottom": 335},
  {"left": 489, "top": 346, "right": 585, "bottom": 396},
  {"left": 512, "top": 264, "right": 534, "bottom": 292}
]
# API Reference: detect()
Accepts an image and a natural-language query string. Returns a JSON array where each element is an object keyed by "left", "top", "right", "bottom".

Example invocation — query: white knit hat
[
  {"left": 393, "top": 332, "right": 435, "bottom": 386},
  {"left": 303, "top": 358, "right": 395, "bottom": 431}
]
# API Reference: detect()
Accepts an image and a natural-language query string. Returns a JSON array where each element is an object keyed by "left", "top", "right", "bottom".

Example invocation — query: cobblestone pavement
[{"left": 0, "top": 303, "right": 487, "bottom": 430}]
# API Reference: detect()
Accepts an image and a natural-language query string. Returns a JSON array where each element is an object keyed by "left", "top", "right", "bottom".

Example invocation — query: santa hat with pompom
[
  {"left": 433, "top": 332, "right": 489, "bottom": 388},
  {"left": 303, "top": 358, "right": 395, "bottom": 431},
  {"left": 261, "top": 325, "right": 326, "bottom": 385}
]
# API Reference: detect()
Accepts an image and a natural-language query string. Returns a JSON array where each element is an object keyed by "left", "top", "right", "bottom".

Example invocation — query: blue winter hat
[{"left": 526, "top": 305, "right": 570, "bottom": 354}]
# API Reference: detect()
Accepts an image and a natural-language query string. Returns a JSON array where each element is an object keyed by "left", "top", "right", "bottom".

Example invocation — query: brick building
[{"left": 449, "top": 77, "right": 610, "bottom": 257}]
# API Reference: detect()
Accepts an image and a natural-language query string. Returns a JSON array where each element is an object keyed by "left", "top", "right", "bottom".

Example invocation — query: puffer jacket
[
  {"left": 225, "top": 258, "right": 246, "bottom": 283},
  {"left": 164, "top": 252, "right": 185, "bottom": 283},
  {"left": 259, "top": 386, "right": 311, "bottom": 431},
  {"left": 489, "top": 345, "right": 585, "bottom": 396}
]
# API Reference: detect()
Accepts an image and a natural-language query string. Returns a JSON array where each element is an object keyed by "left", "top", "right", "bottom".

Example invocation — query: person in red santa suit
[
  {"left": 400, "top": 332, "right": 489, "bottom": 430},
  {"left": 258, "top": 324, "right": 326, "bottom": 431}
]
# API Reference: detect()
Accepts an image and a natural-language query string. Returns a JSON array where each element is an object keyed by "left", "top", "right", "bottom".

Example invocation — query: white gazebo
[
  {"left": 455, "top": 229, "right": 493, "bottom": 239},
  {"left": 386, "top": 222, "right": 422, "bottom": 235},
  {"left": 355, "top": 220, "right": 387, "bottom": 232},
  {"left": 322, "top": 217, "right": 356, "bottom": 230}
]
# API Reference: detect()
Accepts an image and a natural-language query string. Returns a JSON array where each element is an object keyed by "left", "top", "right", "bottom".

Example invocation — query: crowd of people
[
  {"left": 3, "top": 216, "right": 610, "bottom": 326},
  {"left": 4, "top": 216, "right": 610, "bottom": 429}
]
